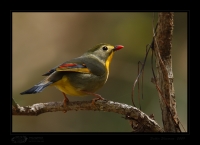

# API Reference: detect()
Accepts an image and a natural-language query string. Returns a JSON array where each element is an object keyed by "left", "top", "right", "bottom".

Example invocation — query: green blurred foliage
[{"left": 12, "top": 12, "right": 187, "bottom": 132}]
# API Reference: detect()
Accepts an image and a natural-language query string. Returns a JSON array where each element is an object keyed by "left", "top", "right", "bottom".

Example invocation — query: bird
[{"left": 20, "top": 43, "right": 124, "bottom": 111}]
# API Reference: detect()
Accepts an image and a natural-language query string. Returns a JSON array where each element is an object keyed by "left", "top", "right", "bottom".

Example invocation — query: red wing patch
[
  {"left": 56, "top": 63, "right": 90, "bottom": 73},
  {"left": 59, "top": 63, "right": 77, "bottom": 68}
]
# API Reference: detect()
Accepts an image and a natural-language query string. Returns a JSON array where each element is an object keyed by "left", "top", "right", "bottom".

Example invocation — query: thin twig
[{"left": 131, "top": 23, "right": 158, "bottom": 108}]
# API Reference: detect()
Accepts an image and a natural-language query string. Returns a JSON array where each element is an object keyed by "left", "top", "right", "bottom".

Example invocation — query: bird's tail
[{"left": 20, "top": 81, "right": 53, "bottom": 95}]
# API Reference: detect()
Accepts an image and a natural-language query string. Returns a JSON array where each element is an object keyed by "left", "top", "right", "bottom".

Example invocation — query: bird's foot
[
  {"left": 81, "top": 91, "right": 105, "bottom": 106},
  {"left": 91, "top": 95, "right": 104, "bottom": 106}
]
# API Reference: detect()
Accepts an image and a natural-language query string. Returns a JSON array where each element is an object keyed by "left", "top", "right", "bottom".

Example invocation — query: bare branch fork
[{"left": 12, "top": 98, "right": 164, "bottom": 132}]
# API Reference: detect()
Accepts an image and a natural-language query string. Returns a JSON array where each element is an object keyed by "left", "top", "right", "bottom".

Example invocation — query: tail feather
[{"left": 20, "top": 82, "right": 53, "bottom": 95}]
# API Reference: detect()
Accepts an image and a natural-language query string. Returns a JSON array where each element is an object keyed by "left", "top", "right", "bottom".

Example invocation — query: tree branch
[
  {"left": 154, "top": 12, "right": 181, "bottom": 132},
  {"left": 12, "top": 99, "right": 164, "bottom": 132}
]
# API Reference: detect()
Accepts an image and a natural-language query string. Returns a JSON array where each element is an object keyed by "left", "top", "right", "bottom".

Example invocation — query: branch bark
[
  {"left": 154, "top": 12, "right": 180, "bottom": 132},
  {"left": 12, "top": 99, "right": 164, "bottom": 132}
]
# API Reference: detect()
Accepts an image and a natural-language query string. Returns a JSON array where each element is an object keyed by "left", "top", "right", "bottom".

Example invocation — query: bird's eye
[{"left": 102, "top": 46, "right": 108, "bottom": 51}]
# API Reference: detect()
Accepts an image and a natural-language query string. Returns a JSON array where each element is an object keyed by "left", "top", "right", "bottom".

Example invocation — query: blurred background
[{"left": 12, "top": 12, "right": 187, "bottom": 132}]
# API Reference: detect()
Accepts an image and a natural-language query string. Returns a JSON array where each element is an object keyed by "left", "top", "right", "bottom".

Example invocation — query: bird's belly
[
  {"left": 52, "top": 72, "right": 107, "bottom": 96},
  {"left": 53, "top": 75, "right": 85, "bottom": 96}
]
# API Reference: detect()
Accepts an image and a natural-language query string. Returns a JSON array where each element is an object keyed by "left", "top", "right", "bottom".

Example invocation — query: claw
[
  {"left": 89, "top": 93, "right": 104, "bottom": 106},
  {"left": 81, "top": 91, "right": 104, "bottom": 106},
  {"left": 91, "top": 97, "right": 104, "bottom": 105}
]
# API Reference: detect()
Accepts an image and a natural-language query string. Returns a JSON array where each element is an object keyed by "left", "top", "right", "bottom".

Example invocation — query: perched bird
[{"left": 20, "top": 43, "right": 124, "bottom": 110}]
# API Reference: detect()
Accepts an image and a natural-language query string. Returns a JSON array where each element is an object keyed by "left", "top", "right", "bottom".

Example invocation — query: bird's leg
[
  {"left": 83, "top": 92, "right": 105, "bottom": 105},
  {"left": 91, "top": 94, "right": 105, "bottom": 105},
  {"left": 62, "top": 92, "right": 69, "bottom": 113}
]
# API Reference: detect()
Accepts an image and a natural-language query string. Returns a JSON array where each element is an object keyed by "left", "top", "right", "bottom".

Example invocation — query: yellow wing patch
[{"left": 56, "top": 67, "right": 90, "bottom": 73}]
